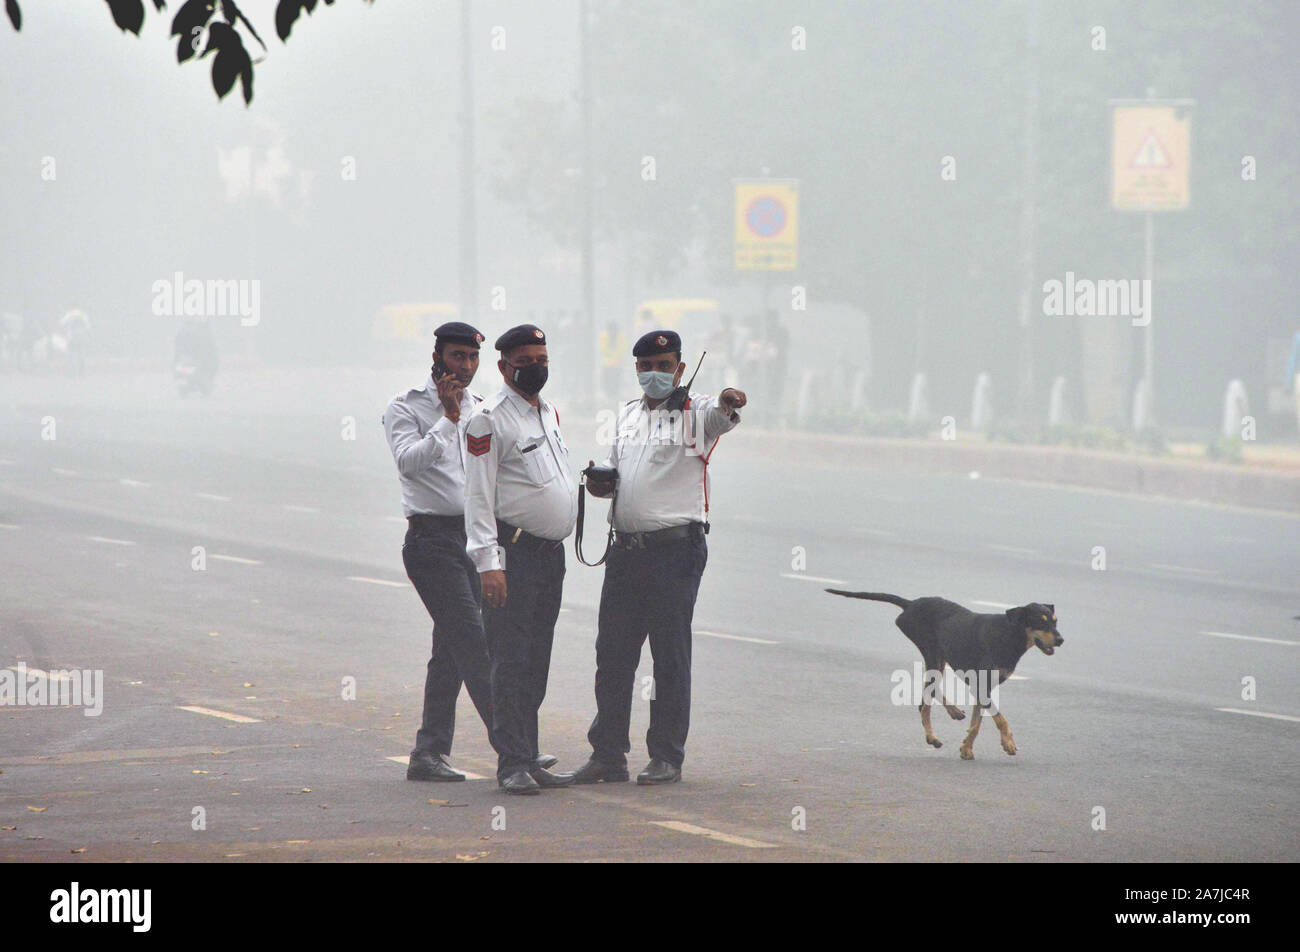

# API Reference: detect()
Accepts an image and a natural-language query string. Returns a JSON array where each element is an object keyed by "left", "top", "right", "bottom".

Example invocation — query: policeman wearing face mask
[
  {"left": 573, "top": 330, "right": 747, "bottom": 785},
  {"left": 463, "top": 324, "right": 578, "bottom": 795}
]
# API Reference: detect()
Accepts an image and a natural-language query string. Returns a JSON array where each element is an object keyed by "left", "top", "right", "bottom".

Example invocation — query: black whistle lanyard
[{"left": 575, "top": 473, "right": 615, "bottom": 566}]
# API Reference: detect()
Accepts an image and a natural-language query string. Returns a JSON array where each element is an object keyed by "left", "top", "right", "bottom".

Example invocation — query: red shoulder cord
[{"left": 684, "top": 397, "right": 724, "bottom": 519}]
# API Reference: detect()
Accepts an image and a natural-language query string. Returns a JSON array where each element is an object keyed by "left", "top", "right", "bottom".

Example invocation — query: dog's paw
[
  {"left": 925, "top": 735, "right": 943, "bottom": 749},
  {"left": 945, "top": 705, "right": 966, "bottom": 721},
  {"left": 1001, "top": 737, "right": 1017, "bottom": 756},
  {"left": 959, "top": 746, "right": 975, "bottom": 760}
]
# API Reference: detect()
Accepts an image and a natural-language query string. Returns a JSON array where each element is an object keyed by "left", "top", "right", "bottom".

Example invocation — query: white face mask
[{"left": 637, "top": 370, "right": 677, "bottom": 399}]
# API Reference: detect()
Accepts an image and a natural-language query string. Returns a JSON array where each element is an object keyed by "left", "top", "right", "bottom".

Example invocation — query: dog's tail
[{"left": 824, "top": 589, "right": 911, "bottom": 610}]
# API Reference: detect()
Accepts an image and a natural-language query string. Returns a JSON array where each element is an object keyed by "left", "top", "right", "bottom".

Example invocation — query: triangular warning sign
[{"left": 1130, "top": 129, "right": 1173, "bottom": 169}]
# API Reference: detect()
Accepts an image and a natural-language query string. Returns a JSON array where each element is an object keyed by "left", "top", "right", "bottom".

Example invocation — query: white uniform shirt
[
  {"left": 382, "top": 375, "right": 481, "bottom": 517},
  {"left": 602, "top": 391, "right": 739, "bottom": 533},
  {"left": 464, "top": 387, "right": 577, "bottom": 572}
]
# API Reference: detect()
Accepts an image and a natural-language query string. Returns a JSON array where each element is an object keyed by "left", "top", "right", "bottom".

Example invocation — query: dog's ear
[
  {"left": 1004, "top": 606, "right": 1026, "bottom": 626},
  {"left": 1047, "top": 603, "right": 1056, "bottom": 614}
]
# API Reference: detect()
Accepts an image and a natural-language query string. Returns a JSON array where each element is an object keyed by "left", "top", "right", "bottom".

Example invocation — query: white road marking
[
  {"left": 119, "top": 478, "right": 151, "bottom": 488},
  {"left": 52, "top": 467, "right": 78, "bottom": 476},
  {"left": 211, "top": 554, "right": 263, "bottom": 565},
  {"left": 385, "top": 755, "right": 486, "bottom": 780},
  {"left": 196, "top": 492, "right": 231, "bottom": 502},
  {"left": 1149, "top": 563, "right": 1218, "bottom": 576},
  {"left": 780, "top": 573, "right": 847, "bottom": 585},
  {"left": 283, "top": 505, "right": 320, "bottom": 513},
  {"left": 88, "top": 535, "right": 135, "bottom": 546},
  {"left": 1202, "top": 631, "right": 1298, "bottom": 647},
  {"left": 6, "top": 665, "right": 74, "bottom": 682},
  {"left": 1007, "top": 674, "right": 1029, "bottom": 681},
  {"left": 696, "top": 630, "right": 780, "bottom": 645},
  {"left": 973, "top": 600, "right": 1015, "bottom": 610},
  {"left": 383, "top": 516, "right": 407, "bottom": 524},
  {"left": 348, "top": 576, "right": 406, "bottom": 588},
  {"left": 178, "top": 705, "right": 262, "bottom": 724},
  {"left": 649, "top": 820, "right": 777, "bottom": 849},
  {"left": 986, "top": 544, "right": 1038, "bottom": 556},
  {"left": 1216, "top": 707, "right": 1300, "bottom": 723},
  {"left": 0, "top": 523, "right": 19, "bottom": 530}
]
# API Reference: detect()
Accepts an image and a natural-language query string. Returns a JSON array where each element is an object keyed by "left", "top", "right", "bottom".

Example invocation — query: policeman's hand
[
  {"left": 584, "top": 459, "right": 615, "bottom": 498},
  {"left": 720, "top": 388, "right": 747, "bottom": 412},
  {"left": 481, "top": 569, "right": 507, "bottom": 608},
  {"left": 435, "top": 374, "right": 465, "bottom": 421}
]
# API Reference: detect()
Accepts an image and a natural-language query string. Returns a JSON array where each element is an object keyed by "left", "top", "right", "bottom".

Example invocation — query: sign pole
[{"left": 1143, "top": 209, "right": 1154, "bottom": 426}]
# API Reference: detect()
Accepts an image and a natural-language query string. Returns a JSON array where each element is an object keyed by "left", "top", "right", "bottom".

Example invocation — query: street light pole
[{"left": 458, "top": 0, "right": 478, "bottom": 323}]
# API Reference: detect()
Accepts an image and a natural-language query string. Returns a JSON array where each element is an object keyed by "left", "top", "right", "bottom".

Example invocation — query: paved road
[{"left": 1, "top": 368, "right": 1297, "bottom": 861}]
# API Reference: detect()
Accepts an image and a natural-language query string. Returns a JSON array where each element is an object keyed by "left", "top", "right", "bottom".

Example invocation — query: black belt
[
  {"left": 497, "top": 520, "right": 564, "bottom": 551},
  {"left": 408, "top": 513, "right": 464, "bottom": 532},
  {"left": 612, "top": 522, "right": 706, "bottom": 550}
]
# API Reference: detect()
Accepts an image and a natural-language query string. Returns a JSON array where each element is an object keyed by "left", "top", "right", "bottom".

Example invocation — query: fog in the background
[{"left": 3, "top": 0, "right": 1298, "bottom": 433}]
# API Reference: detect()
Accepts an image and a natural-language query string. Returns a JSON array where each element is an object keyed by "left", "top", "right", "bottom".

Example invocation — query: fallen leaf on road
[
  {"left": 1, "top": 826, "right": 16, "bottom": 831},
  {"left": 243, "top": 682, "right": 254, "bottom": 688},
  {"left": 70, "top": 847, "right": 86, "bottom": 854},
  {"left": 455, "top": 852, "right": 488, "bottom": 861},
  {"left": 192, "top": 769, "right": 209, "bottom": 774},
  {"left": 739, "top": 783, "right": 756, "bottom": 787},
  {"left": 26, "top": 836, "right": 44, "bottom": 840},
  {"left": 299, "top": 788, "right": 312, "bottom": 793},
  {"left": 26, "top": 806, "right": 47, "bottom": 813}
]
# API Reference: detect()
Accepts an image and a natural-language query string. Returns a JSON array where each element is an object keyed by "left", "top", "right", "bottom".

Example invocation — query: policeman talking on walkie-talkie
[{"left": 572, "top": 329, "right": 747, "bottom": 785}]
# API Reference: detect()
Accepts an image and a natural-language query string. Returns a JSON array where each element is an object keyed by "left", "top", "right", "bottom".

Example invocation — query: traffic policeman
[
  {"left": 385, "top": 322, "right": 542, "bottom": 781},
  {"left": 573, "top": 329, "right": 747, "bottom": 785},
  {"left": 464, "top": 324, "right": 578, "bottom": 795}
]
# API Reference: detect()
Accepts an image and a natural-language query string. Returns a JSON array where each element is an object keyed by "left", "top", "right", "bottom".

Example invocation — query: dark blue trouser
[
  {"left": 402, "top": 519, "right": 496, "bottom": 758},
  {"left": 587, "top": 532, "right": 707, "bottom": 769},
  {"left": 481, "top": 534, "right": 566, "bottom": 779}
]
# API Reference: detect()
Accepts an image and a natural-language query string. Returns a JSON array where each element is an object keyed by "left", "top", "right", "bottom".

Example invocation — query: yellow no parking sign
[{"left": 734, "top": 179, "right": 799, "bottom": 270}]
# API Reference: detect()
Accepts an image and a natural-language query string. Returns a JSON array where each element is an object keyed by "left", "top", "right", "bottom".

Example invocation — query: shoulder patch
[{"left": 467, "top": 433, "right": 491, "bottom": 456}]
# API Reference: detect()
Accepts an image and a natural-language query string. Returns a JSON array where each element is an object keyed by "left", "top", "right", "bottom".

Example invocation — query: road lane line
[
  {"left": 385, "top": 755, "right": 486, "bottom": 780},
  {"left": 986, "top": 544, "right": 1037, "bottom": 556},
  {"left": 283, "top": 505, "right": 320, "bottom": 513},
  {"left": 211, "top": 554, "right": 263, "bottom": 565},
  {"left": 88, "top": 535, "right": 135, "bottom": 546},
  {"left": 6, "top": 665, "right": 74, "bottom": 682},
  {"left": 178, "top": 705, "right": 262, "bottom": 724},
  {"left": 0, "top": 523, "right": 18, "bottom": 530},
  {"left": 383, "top": 516, "right": 407, "bottom": 523},
  {"left": 119, "top": 478, "right": 151, "bottom": 488},
  {"left": 196, "top": 492, "right": 231, "bottom": 502},
  {"left": 348, "top": 576, "right": 406, "bottom": 588},
  {"left": 973, "top": 600, "right": 1015, "bottom": 610},
  {"left": 696, "top": 630, "right": 780, "bottom": 645},
  {"left": 52, "top": 467, "right": 78, "bottom": 476},
  {"left": 1216, "top": 708, "right": 1300, "bottom": 723},
  {"left": 1202, "top": 631, "right": 1298, "bottom": 646},
  {"left": 649, "top": 820, "right": 777, "bottom": 849},
  {"left": 1149, "top": 563, "right": 1218, "bottom": 576},
  {"left": 780, "top": 573, "right": 847, "bottom": 585}
]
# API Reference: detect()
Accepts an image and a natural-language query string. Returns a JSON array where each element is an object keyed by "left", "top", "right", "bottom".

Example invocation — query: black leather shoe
[
  {"left": 571, "top": 757, "right": 630, "bottom": 785},
  {"left": 534, "top": 753, "right": 558, "bottom": 770},
  {"left": 499, "top": 770, "right": 541, "bottom": 795},
  {"left": 636, "top": 759, "right": 681, "bottom": 785},
  {"left": 529, "top": 766, "right": 576, "bottom": 788},
  {"left": 406, "top": 751, "right": 466, "bottom": 782}
]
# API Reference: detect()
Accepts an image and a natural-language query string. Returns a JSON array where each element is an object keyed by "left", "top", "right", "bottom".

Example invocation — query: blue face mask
[{"left": 638, "top": 370, "right": 677, "bottom": 399}]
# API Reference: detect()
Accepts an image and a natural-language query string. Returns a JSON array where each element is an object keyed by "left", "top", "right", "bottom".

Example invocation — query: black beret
[
  {"left": 632, "top": 329, "right": 681, "bottom": 357},
  {"left": 434, "top": 321, "right": 485, "bottom": 346},
  {"left": 495, "top": 324, "right": 547, "bottom": 351}
]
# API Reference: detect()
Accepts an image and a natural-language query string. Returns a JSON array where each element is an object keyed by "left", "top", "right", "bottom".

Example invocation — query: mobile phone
[{"left": 432, "top": 358, "right": 451, "bottom": 382}]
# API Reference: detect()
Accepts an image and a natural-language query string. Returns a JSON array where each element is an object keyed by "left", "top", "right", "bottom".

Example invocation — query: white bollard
[
  {"left": 1047, "top": 376, "right": 1068, "bottom": 427},
  {"left": 907, "top": 372, "right": 929, "bottom": 423},
  {"left": 796, "top": 368, "right": 817, "bottom": 428},
  {"left": 850, "top": 368, "right": 870, "bottom": 412},
  {"left": 1221, "top": 379, "right": 1249, "bottom": 439},
  {"left": 970, "top": 372, "right": 993, "bottom": 431}
]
